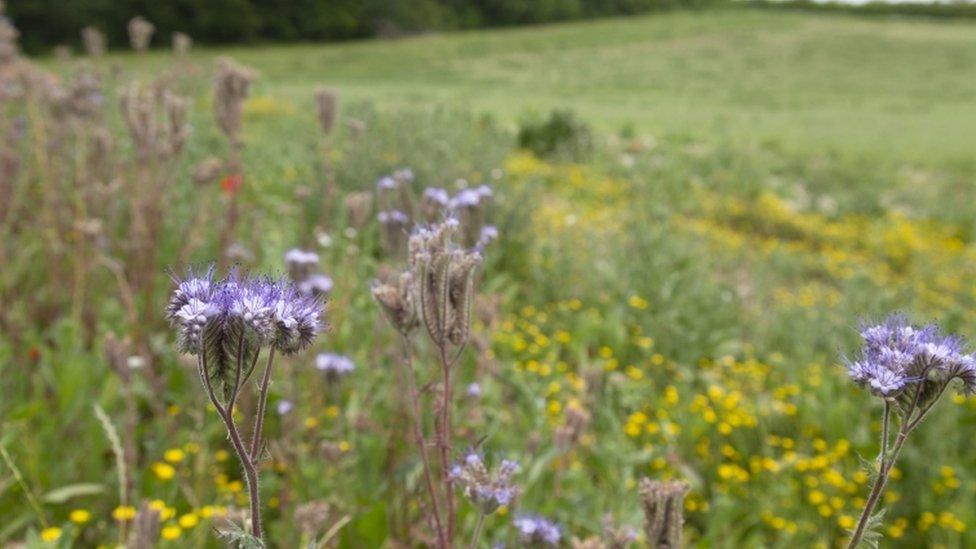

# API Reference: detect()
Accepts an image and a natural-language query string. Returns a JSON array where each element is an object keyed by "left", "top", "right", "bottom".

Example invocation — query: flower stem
[
  {"left": 399, "top": 336, "right": 446, "bottom": 547},
  {"left": 439, "top": 343, "right": 455, "bottom": 545},
  {"left": 250, "top": 348, "right": 276, "bottom": 461},
  {"left": 469, "top": 513, "right": 486, "bottom": 549}
]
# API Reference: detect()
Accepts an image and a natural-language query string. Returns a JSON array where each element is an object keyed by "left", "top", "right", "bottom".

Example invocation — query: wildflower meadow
[{"left": 2, "top": 3, "right": 976, "bottom": 548}]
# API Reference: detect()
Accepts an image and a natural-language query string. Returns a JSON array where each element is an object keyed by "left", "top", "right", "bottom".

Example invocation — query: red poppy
[{"left": 221, "top": 173, "right": 243, "bottom": 196}]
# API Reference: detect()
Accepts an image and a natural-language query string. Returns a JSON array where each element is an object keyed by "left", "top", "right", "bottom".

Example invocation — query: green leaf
[{"left": 41, "top": 483, "right": 105, "bottom": 504}]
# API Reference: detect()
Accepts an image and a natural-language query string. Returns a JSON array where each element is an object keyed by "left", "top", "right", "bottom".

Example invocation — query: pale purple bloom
[
  {"left": 299, "top": 274, "right": 333, "bottom": 297},
  {"left": 167, "top": 269, "right": 324, "bottom": 361},
  {"left": 424, "top": 187, "right": 450, "bottom": 206},
  {"left": 846, "top": 314, "right": 976, "bottom": 398},
  {"left": 450, "top": 189, "right": 481, "bottom": 209},
  {"left": 316, "top": 353, "right": 355, "bottom": 379},
  {"left": 378, "top": 210, "right": 409, "bottom": 224},
  {"left": 452, "top": 452, "right": 520, "bottom": 515},
  {"left": 394, "top": 168, "right": 414, "bottom": 183},
  {"left": 377, "top": 176, "right": 398, "bottom": 190},
  {"left": 276, "top": 400, "right": 294, "bottom": 415},
  {"left": 513, "top": 515, "right": 561, "bottom": 546},
  {"left": 284, "top": 248, "right": 319, "bottom": 267},
  {"left": 466, "top": 382, "right": 482, "bottom": 398}
]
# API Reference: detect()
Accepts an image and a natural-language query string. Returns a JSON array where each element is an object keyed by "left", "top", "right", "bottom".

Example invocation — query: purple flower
[
  {"left": 449, "top": 189, "right": 481, "bottom": 209},
  {"left": 846, "top": 314, "right": 976, "bottom": 399},
  {"left": 276, "top": 400, "right": 294, "bottom": 415},
  {"left": 270, "top": 284, "right": 323, "bottom": 355},
  {"left": 394, "top": 168, "right": 414, "bottom": 183},
  {"left": 315, "top": 353, "right": 355, "bottom": 378},
  {"left": 513, "top": 515, "right": 561, "bottom": 546},
  {"left": 376, "top": 176, "right": 398, "bottom": 190},
  {"left": 452, "top": 452, "right": 520, "bottom": 515},
  {"left": 466, "top": 382, "right": 482, "bottom": 398},
  {"left": 424, "top": 187, "right": 450, "bottom": 206},
  {"left": 378, "top": 210, "right": 409, "bottom": 224},
  {"left": 284, "top": 248, "right": 319, "bottom": 267},
  {"left": 298, "top": 274, "right": 333, "bottom": 297}
]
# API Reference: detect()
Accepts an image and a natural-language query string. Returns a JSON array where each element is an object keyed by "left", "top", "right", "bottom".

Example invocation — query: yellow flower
[
  {"left": 339, "top": 440, "right": 351, "bottom": 453},
  {"left": 325, "top": 406, "right": 340, "bottom": 418},
  {"left": 152, "top": 462, "right": 176, "bottom": 481},
  {"left": 68, "top": 508, "right": 91, "bottom": 524},
  {"left": 164, "top": 448, "right": 186, "bottom": 463},
  {"left": 113, "top": 505, "right": 137, "bottom": 521},
  {"left": 161, "top": 525, "right": 182, "bottom": 540},
  {"left": 40, "top": 527, "right": 62, "bottom": 541},
  {"left": 179, "top": 513, "right": 200, "bottom": 528}
]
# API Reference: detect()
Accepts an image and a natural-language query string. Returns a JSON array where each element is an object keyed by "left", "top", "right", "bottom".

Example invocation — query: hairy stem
[
  {"left": 250, "top": 348, "right": 276, "bottom": 461},
  {"left": 399, "top": 336, "right": 446, "bottom": 547},
  {"left": 469, "top": 513, "right": 486, "bottom": 549},
  {"left": 439, "top": 344, "right": 455, "bottom": 544}
]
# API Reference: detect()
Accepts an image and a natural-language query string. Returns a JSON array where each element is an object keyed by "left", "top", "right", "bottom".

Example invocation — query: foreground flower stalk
[
  {"left": 844, "top": 315, "right": 976, "bottom": 548},
  {"left": 373, "top": 218, "right": 483, "bottom": 547},
  {"left": 167, "top": 267, "right": 323, "bottom": 542}
]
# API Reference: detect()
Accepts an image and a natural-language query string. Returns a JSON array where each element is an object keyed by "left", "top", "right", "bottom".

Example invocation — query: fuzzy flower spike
[
  {"left": 844, "top": 314, "right": 975, "bottom": 548},
  {"left": 166, "top": 266, "right": 323, "bottom": 543}
]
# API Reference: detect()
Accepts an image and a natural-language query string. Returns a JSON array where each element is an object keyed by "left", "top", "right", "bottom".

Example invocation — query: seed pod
[
  {"left": 314, "top": 87, "right": 338, "bottom": 135},
  {"left": 172, "top": 32, "right": 192, "bottom": 57},
  {"left": 639, "top": 478, "right": 689, "bottom": 549},
  {"left": 81, "top": 26, "right": 106, "bottom": 58},
  {"left": 127, "top": 16, "right": 155, "bottom": 53}
]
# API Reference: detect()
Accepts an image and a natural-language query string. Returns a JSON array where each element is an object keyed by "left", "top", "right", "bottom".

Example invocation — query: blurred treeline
[{"left": 8, "top": 0, "right": 720, "bottom": 53}]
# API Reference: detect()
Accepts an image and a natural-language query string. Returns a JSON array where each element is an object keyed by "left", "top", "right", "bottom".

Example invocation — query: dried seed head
[
  {"left": 602, "top": 514, "right": 639, "bottom": 549},
  {"left": 345, "top": 118, "right": 366, "bottom": 138},
  {"left": 0, "top": 13, "right": 20, "bottom": 65},
  {"left": 53, "top": 45, "right": 72, "bottom": 62},
  {"left": 295, "top": 500, "right": 332, "bottom": 538},
  {"left": 554, "top": 400, "right": 591, "bottom": 451},
  {"left": 639, "top": 478, "right": 689, "bottom": 549},
  {"left": 127, "top": 16, "right": 155, "bottom": 53},
  {"left": 127, "top": 501, "right": 161, "bottom": 549},
  {"left": 372, "top": 271, "right": 417, "bottom": 335},
  {"left": 119, "top": 84, "right": 190, "bottom": 160},
  {"left": 344, "top": 191, "right": 373, "bottom": 230},
  {"left": 213, "top": 57, "right": 254, "bottom": 141},
  {"left": 411, "top": 219, "right": 482, "bottom": 349},
  {"left": 81, "top": 26, "right": 106, "bottom": 57},
  {"left": 314, "top": 86, "right": 338, "bottom": 135},
  {"left": 172, "top": 32, "right": 192, "bottom": 57},
  {"left": 193, "top": 156, "right": 224, "bottom": 186}
]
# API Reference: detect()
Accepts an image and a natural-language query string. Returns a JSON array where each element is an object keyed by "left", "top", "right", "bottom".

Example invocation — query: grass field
[
  {"left": 100, "top": 8, "right": 976, "bottom": 167},
  {"left": 6, "top": 6, "right": 976, "bottom": 548}
]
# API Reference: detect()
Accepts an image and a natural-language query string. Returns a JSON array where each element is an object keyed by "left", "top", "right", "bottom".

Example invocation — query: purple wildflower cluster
[
  {"left": 315, "top": 352, "right": 355, "bottom": 380},
  {"left": 449, "top": 452, "right": 520, "bottom": 515},
  {"left": 285, "top": 248, "right": 333, "bottom": 298},
  {"left": 845, "top": 314, "right": 976, "bottom": 399},
  {"left": 513, "top": 515, "right": 561, "bottom": 546},
  {"left": 166, "top": 267, "right": 323, "bottom": 358},
  {"left": 449, "top": 185, "right": 493, "bottom": 210}
]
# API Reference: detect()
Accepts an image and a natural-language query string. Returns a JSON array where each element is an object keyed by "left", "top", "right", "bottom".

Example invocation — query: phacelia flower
[
  {"left": 167, "top": 268, "right": 324, "bottom": 398},
  {"left": 513, "top": 515, "right": 561, "bottom": 546},
  {"left": 845, "top": 314, "right": 976, "bottom": 401},
  {"left": 315, "top": 353, "right": 355, "bottom": 380},
  {"left": 452, "top": 452, "right": 520, "bottom": 515}
]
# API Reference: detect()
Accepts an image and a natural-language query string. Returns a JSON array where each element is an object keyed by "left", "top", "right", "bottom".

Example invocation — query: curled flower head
[
  {"left": 270, "top": 284, "right": 324, "bottom": 355},
  {"left": 513, "top": 515, "right": 561, "bottom": 546},
  {"left": 167, "top": 268, "right": 324, "bottom": 401},
  {"left": 299, "top": 274, "right": 333, "bottom": 298},
  {"left": 452, "top": 451, "right": 520, "bottom": 515},
  {"left": 315, "top": 353, "right": 355, "bottom": 380},
  {"left": 846, "top": 314, "right": 976, "bottom": 403}
]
